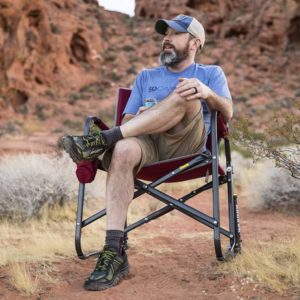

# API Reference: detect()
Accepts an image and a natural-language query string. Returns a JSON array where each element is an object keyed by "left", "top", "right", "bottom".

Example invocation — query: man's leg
[
  {"left": 105, "top": 138, "right": 142, "bottom": 231},
  {"left": 62, "top": 91, "right": 201, "bottom": 163},
  {"left": 84, "top": 138, "right": 142, "bottom": 291},
  {"left": 120, "top": 90, "right": 201, "bottom": 137}
]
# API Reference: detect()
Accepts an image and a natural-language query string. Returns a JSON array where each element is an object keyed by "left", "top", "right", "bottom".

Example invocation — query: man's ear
[
  {"left": 194, "top": 39, "right": 201, "bottom": 50},
  {"left": 190, "top": 38, "right": 201, "bottom": 51}
]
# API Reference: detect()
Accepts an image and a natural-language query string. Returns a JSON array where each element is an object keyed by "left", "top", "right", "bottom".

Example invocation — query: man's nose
[{"left": 163, "top": 33, "right": 172, "bottom": 43}]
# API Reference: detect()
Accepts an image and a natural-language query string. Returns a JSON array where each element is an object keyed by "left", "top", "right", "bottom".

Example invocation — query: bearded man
[{"left": 62, "top": 15, "right": 233, "bottom": 291}]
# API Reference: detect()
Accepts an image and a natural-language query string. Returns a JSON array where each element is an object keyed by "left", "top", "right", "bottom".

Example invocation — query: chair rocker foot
[{"left": 222, "top": 242, "right": 242, "bottom": 262}]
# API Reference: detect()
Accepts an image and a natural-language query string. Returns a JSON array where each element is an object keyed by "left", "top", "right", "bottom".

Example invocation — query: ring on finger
[{"left": 192, "top": 87, "right": 198, "bottom": 94}]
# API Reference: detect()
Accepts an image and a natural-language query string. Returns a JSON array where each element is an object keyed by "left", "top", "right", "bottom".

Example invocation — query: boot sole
[{"left": 83, "top": 264, "right": 129, "bottom": 291}]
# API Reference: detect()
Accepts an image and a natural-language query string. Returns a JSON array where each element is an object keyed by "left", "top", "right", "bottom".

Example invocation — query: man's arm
[
  {"left": 176, "top": 77, "right": 233, "bottom": 123},
  {"left": 121, "top": 114, "right": 135, "bottom": 125},
  {"left": 204, "top": 90, "right": 233, "bottom": 122},
  {"left": 122, "top": 105, "right": 153, "bottom": 124}
]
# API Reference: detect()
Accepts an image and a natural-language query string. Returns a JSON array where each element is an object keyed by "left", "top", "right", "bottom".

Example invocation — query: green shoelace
[
  {"left": 82, "top": 134, "right": 105, "bottom": 148},
  {"left": 89, "top": 123, "right": 101, "bottom": 136},
  {"left": 95, "top": 250, "right": 116, "bottom": 271}
]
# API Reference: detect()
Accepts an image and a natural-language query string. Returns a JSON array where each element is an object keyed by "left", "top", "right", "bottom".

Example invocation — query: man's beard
[{"left": 159, "top": 42, "right": 189, "bottom": 67}]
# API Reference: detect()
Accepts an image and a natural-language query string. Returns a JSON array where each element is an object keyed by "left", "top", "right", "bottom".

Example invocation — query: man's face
[{"left": 159, "top": 28, "right": 191, "bottom": 67}]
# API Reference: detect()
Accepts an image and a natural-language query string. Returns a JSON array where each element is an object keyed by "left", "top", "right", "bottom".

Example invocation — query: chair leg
[
  {"left": 212, "top": 179, "right": 223, "bottom": 261},
  {"left": 211, "top": 112, "right": 223, "bottom": 260},
  {"left": 75, "top": 182, "right": 101, "bottom": 259},
  {"left": 123, "top": 219, "right": 129, "bottom": 250},
  {"left": 226, "top": 151, "right": 236, "bottom": 251},
  {"left": 233, "top": 194, "right": 242, "bottom": 253},
  {"left": 224, "top": 138, "right": 242, "bottom": 256},
  {"left": 75, "top": 183, "right": 85, "bottom": 259}
]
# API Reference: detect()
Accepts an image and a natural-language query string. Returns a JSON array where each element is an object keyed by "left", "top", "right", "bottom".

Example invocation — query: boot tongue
[{"left": 89, "top": 123, "right": 101, "bottom": 136}]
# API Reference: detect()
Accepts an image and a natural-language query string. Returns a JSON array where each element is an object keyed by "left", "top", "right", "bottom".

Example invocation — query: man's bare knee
[
  {"left": 166, "top": 91, "right": 200, "bottom": 112},
  {"left": 168, "top": 91, "right": 202, "bottom": 119},
  {"left": 111, "top": 139, "right": 142, "bottom": 169}
]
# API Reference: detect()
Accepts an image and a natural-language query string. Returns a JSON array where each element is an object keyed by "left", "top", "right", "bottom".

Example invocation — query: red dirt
[{"left": 0, "top": 176, "right": 299, "bottom": 299}]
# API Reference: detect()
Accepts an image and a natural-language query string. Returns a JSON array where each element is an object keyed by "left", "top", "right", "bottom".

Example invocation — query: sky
[{"left": 97, "top": 0, "right": 135, "bottom": 17}]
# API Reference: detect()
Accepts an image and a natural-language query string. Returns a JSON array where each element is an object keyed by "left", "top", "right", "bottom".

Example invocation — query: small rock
[{"left": 295, "top": 90, "right": 300, "bottom": 97}]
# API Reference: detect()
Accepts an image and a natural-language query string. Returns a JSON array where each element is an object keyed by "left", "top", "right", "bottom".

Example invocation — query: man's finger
[
  {"left": 178, "top": 77, "right": 187, "bottom": 82},
  {"left": 177, "top": 83, "right": 194, "bottom": 93},
  {"left": 176, "top": 77, "right": 190, "bottom": 88},
  {"left": 178, "top": 88, "right": 197, "bottom": 97},
  {"left": 186, "top": 93, "right": 201, "bottom": 101},
  {"left": 176, "top": 81, "right": 188, "bottom": 89},
  {"left": 137, "top": 106, "right": 149, "bottom": 115}
]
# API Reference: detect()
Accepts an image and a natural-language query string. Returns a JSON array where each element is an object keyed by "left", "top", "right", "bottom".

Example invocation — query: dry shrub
[
  {"left": 222, "top": 237, "right": 300, "bottom": 293},
  {"left": 220, "top": 151, "right": 254, "bottom": 189},
  {"left": 0, "top": 153, "right": 77, "bottom": 219},
  {"left": 225, "top": 151, "right": 300, "bottom": 213},
  {"left": 0, "top": 153, "right": 105, "bottom": 220},
  {"left": 244, "top": 159, "right": 300, "bottom": 212},
  {"left": 8, "top": 263, "right": 39, "bottom": 296},
  {"left": 231, "top": 103, "right": 300, "bottom": 179}
]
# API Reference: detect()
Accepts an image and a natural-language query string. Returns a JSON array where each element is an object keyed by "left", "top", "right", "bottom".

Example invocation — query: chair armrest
[
  {"left": 75, "top": 116, "right": 109, "bottom": 184},
  {"left": 76, "top": 160, "right": 100, "bottom": 183},
  {"left": 83, "top": 116, "right": 109, "bottom": 134}
]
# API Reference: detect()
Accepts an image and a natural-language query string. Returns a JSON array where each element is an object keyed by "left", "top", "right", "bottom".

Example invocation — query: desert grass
[
  {"left": 8, "top": 263, "right": 40, "bottom": 296},
  {"left": 0, "top": 197, "right": 107, "bottom": 295},
  {"left": 0, "top": 204, "right": 106, "bottom": 266},
  {"left": 221, "top": 237, "right": 300, "bottom": 293}
]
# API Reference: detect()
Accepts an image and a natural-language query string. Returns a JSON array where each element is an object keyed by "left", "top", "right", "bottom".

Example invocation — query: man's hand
[
  {"left": 176, "top": 77, "right": 233, "bottom": 122},
  {"left": 176, "top": 77, "right": 212, "bottom": 101},
  {"left": 136, "top": 106, "right": 149, "bottom": 115}
]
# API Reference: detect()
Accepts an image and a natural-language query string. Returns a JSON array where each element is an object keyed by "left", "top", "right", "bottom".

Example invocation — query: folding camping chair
[{"left": 75, "top": 88, "right": 241, "bottom": 261}]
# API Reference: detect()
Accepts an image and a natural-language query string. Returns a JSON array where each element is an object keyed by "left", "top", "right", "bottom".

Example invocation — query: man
[{"left": 62, "top": 15, "right": 232, "bottom": 291}]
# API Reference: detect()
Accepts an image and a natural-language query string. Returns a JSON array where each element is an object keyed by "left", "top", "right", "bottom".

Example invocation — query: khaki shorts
[{"left": 102, "top": 109, "right": 206, "bottom": 173}]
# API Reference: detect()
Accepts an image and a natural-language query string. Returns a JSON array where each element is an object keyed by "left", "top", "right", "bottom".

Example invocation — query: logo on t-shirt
[{"left": 148, "top": 85, "right": 175, "bottom": 93}]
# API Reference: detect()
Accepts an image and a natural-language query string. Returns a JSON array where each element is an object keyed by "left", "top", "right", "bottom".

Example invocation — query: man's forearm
[
  {"left": 121, "top": 114, "right": 135, "bottom": 125},
  {"left": 206, "top": 90, "right": 233, "bottom": 123}
]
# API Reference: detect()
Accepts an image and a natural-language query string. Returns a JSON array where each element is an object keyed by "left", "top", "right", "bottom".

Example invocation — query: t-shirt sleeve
[
  {"left": 208, "top": 66, "right": 232, "bottom": 100},
  {"left": 123, "top": 71, "right": 144, "bottom": 115}
]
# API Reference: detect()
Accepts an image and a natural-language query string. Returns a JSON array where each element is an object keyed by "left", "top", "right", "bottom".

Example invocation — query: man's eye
[{"left": 174, "top": 32, "right": 185, "bottom": 36}]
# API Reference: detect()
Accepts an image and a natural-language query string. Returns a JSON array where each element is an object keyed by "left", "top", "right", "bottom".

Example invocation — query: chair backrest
[
  {"left": 115, "top": 88, "right": 132, "bottom": 126},
  {"left": 115, "top": 88, "right": 229, "bottom": 143}
]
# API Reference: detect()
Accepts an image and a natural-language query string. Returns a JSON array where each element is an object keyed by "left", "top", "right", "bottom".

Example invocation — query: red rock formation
[
  {"left": 135, "top": 0, "right": 299, "bottom": 50},
  {"left": 0, "top": 0, "right": 299, "bottom": 136},
  {"left": 0, "top": 0, "right": 104, "bottom": 109}
]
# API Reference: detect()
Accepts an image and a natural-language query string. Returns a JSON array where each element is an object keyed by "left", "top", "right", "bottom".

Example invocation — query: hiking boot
[
  {"left": 84, "top": 246, "right": 129, "bottom": 291},
  {"left": 61, "top": 133, "right": 107, "bottom": 163}
]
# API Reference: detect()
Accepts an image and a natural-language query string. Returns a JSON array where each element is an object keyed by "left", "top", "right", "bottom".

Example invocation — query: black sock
[
  {"left": 101, "top": 127, "right": 123, "bottom": 147},
  {"left": 105, "top": 230, "right": 124, "bottom": 255}
]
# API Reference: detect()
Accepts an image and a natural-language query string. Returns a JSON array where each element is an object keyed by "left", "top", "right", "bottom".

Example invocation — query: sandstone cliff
[{"left": 0, "top": 0, "right": 299, "bottom": 136}]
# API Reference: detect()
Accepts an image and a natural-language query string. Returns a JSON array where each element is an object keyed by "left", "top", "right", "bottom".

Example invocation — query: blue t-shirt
[{"left": 123, "top": 63, "right": 232, "bottom": 135}]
